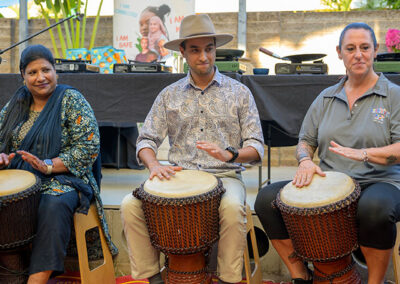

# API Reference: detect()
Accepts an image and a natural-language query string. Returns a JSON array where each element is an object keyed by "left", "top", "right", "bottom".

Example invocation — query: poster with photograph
[{"left": 113, "top": 0, "right": 195, "bottom": 64}]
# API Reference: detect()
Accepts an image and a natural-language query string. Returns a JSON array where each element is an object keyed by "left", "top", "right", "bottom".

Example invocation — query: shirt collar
[
  {"left": 323, "top": 73, "right": 388, "bottom": 100},
  {"left": 183, "top": 66, "right": 223, "bottom": 90}
]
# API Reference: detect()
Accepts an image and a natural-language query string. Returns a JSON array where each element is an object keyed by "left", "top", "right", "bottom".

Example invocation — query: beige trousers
[{"left": 120, "top": 171, "right": 247, "bottom": 283}]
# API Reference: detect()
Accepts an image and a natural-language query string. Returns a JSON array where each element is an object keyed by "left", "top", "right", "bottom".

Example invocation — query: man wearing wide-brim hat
[{"left": 121, "top": 14, "right": 264, "bottom": 284}]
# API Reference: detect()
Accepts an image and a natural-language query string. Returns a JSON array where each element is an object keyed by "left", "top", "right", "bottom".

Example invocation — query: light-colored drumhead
[
  {"left": 0, "top": 169, "right": 37, "bottom": 196},
  {"left": 143, "top": 170, "right": 218, "bottom": 198},
  {"left": 280, "top": 171, "right": 355, "bottom": 208}
]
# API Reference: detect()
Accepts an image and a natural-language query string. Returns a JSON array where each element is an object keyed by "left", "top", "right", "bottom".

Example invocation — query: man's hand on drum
[
  {"left": 329, "top": 141, "right": 364, "bottom": 161},
  {"left": 16, "top": 150, "right": 48, "bottom": 174},
  {"left": 196, "top": 141, "right": 232, "bottom": 162},
  {"left": 293, "top": 159, "right": 325, "bottom": 188},
  {"left": 0, "top": 153, "right": 16, "bottom": 169},
  {"left": 148, "top": 163, "right": 182, "bottom": 180}
]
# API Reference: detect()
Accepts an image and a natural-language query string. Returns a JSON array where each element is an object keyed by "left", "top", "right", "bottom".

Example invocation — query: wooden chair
[
  {"left": 243, "top": 204, "right": 263, "bottom": 284},
  {"left": 74, "top": 203, "right": 115, "bottom": 284},
  {"left": 394, "top": 222, "right": 400, "bottom": 284}
]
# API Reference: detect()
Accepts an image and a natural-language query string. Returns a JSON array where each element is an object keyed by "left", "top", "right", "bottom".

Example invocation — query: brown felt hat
[{"left": 163, "top": 14, "right": 233, "bottom": 51}]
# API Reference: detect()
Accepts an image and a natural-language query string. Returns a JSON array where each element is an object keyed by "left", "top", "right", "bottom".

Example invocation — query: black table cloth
[{"left": 1, "top": 73, "right": 399, "bottom": 168}]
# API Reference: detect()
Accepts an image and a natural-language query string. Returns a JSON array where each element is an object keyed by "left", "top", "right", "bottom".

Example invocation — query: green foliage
[
  {"left": 32, "top": 0, "right": 103, "bottom": 58},
  {"left": 381, "top": 0, "right": 400, "bottom": 8},
  {"left": 136, "top": 36, "right": 142, "bottom": 53},
  {"left": 0, "top": 13, "right": 3, "bottom": 18},
  {"left": 321, "top": 0, "right": 353, "bottom": 11},
  {"left": 322, "top": 0, "right": 400, "bottom": 10}
]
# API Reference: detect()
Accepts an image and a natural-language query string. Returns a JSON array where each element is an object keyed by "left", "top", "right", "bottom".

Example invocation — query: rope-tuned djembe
[
  {"left": 0, "top": 169, "right": 41, "bottom": 284},
  {"left": 134, "top": 170, "right": 225, "bottom": 284},
  {"left": 276, "top": 171, "right": 362, "bottom": 284}
]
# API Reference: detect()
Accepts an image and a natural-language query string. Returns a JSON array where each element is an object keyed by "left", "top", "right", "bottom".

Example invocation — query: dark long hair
[
  {"left": 143, "top": 4, "right": 171, "bottom": 39},
  {"left": 144, "top": 4, "right": 171, "bottom": 25},
  {"left": 0, "top": 45, "right": 55, "bottom": 153},
  {"left": 338, "top": 22, "right": 377, "bottom": 50}
]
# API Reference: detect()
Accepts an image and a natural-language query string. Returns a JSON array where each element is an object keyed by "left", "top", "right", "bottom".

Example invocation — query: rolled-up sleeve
[
  {"left": 136, "top": 91, "right": 168, "bottom": 165},
  {"left": 389, "top": 84, "right": 400, "bottom": 144},
  {"left": 239, "top": 86, "right": 264, "bottom": 164},
  {"left": 298, "top": 95, "right": 323, "bottom": 148}
]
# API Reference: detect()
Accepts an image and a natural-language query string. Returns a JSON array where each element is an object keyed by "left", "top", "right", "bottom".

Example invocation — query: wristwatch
[
  {"left": 225, "top": 146, "right": 239, "bottom": 163},
  {"left": 44, "top": 159, "right": 53, "bottom": 175}
]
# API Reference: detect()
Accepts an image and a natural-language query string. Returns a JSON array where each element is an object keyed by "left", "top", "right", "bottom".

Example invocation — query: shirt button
[
  {"left": 354, "top": 103, "right": 358, "bottom": 107},
  {"left": 201, "top": 91, "right": 204, "bottom": 95},
  {"left": 200, "top": 129, "right": 203, "bottom": 132},
  {"left": 200, "top": 110, "right": 204, "bottom": 114},
  {"left": 351, "top": 111, "right": 354, "bottom": 114}
]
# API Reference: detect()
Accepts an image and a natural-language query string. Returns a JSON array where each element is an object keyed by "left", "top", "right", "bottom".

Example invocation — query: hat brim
[{"left": 164, "top": 34, "right": 233, "bottom": 51}]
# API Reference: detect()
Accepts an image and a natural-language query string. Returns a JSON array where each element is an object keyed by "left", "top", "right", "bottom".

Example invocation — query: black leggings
[{"left": 254, "top": 181, "right": 400, "bottom": 249}]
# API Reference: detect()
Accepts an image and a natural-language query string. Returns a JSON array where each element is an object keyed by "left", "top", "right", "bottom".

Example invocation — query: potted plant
[{"left": 33, "top": 0, "right": 103, "bottom": 58}]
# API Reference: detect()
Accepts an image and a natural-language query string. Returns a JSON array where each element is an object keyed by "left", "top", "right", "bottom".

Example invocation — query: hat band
[{"left": 183, "top": 32, "right": 215, "bottom": 39}]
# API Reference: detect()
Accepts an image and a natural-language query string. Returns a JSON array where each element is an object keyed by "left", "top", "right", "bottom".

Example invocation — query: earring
[{"left": 23, "top": 80, "right": 26, "bottom": 85}]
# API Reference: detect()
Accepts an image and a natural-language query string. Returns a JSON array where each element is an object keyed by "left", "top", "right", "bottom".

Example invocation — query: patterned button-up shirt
[{"left": 137, "top": 68, "right": 264, "bottom": 173}]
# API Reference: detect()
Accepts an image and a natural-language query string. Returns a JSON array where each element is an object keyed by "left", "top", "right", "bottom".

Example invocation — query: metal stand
[{"left": 0, "top": 13, "right": 82, "bottom": 62}]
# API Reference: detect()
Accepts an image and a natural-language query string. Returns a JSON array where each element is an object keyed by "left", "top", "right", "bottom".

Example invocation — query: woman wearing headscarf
[
  {"left": 148, "top": 15, "right": 168, "bottom": 51},
  {"left": 0, "top": 44, "right": 117, "bottom": 284}
]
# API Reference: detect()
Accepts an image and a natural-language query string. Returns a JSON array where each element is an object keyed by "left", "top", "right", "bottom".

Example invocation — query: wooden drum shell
[
  {"left": 0, "top": 171, "right": 41, "bottom": 250},
  {"left": 276, "top": 182, "right": 361, "bottom": 262},
  {"left": 134, "top": 178, "right": 225, "bottom": 255}
]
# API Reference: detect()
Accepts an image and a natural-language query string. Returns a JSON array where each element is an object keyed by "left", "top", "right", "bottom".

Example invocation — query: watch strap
[
  {"left": 225, "top": 146, "right": 239, "bottom": 163},
  {"left": 44, "top": 159, "right": 53, "bottom": 175}
]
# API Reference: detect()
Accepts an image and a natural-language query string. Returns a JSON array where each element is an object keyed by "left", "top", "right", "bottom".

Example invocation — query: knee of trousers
[
  {"left": 120, "top": 194, "right": 144, "bottom": 221},
  {"left": 357, "top": 195, "right": 395, "bottom": 230},
  {"left": 219, "top": 199, "right": 246, "bottom": 227},
  {"left": 254, "top": 186, "right": 280, "bottom": 217},
  {"left": 37, "top": 194, "right": 77, "bottom": 227}
]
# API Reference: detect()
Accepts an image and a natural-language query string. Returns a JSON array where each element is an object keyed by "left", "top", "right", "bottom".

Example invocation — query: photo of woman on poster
[
  {"left": 136, "top": 4, "right": 171, "bottom": 62},
  {"left": 138, "top": 4, "right": 170, "bottom": 38},
  {"left": 148, "top": 16, "right": 168, "bottom": 50}
]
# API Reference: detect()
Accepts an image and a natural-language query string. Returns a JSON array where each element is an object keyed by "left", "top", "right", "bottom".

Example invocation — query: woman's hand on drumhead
[
  {"left": 196, "top": 141, "right": 231, "bottom": 162},
  {"left": 293, "top": 159, "right": 325, "bottom": 188},
  {"left": 329, "top": 141, "right": 363, "bottom": 161},
  {"left": 0, "top": 153, "right": 16, "bottom": 169},
  {"left": 16, "top": 150, "right": 47, "bottom": 174},
  {"left": 149, "top": 164, "right": 183, "bottom": 180}
]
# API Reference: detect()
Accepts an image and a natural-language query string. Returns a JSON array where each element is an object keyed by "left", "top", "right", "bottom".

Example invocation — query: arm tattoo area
[{"left": 296, "top": 140, "right": 316, "bottom": 163}]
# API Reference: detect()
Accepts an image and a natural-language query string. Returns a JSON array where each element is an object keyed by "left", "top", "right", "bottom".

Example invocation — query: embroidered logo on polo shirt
[{"left": 371, "top": 108, "right": 389, "bottom": 124}]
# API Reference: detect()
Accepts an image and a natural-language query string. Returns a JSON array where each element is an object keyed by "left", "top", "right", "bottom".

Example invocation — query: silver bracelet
[
  {"left": 361, "top": 149, "right": 373, "bottom": 168},
  {"left": 361, "top": 149, "right": 368, "bottom": 162}
]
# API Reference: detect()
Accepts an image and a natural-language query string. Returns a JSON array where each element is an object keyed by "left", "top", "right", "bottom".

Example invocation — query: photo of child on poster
[
  {"left": 136, "top": 4, "right": 169, "bottom": 62},
  {"left": 114, "top": 0, "right": 194, "bottom": 66}
]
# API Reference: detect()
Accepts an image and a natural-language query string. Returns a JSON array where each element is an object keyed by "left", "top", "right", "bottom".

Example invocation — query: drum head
[
  {"left": 280, "top": 171, "right": 355, "bottom": 208},
  {"left": 143, "top": 170, "right": 218, "bottom": 198},
  {"left": 0, "top": 169, "right": 37, "bottom": 196}
]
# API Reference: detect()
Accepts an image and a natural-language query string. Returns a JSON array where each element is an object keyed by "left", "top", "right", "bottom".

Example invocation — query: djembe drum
[
  {"left": 0, "top": 169, "right": 41, "bottom": 284},
  {"left": 276, "top": 171, "right": 361, "bottom": 283},
  {"left": 134, "top": 170, "right": 225, "bottom": 284}
]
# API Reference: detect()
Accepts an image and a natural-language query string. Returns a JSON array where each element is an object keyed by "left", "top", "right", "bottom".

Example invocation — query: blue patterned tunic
[{"left": 0, "top": 88, "right": 118, "bottom": 256}]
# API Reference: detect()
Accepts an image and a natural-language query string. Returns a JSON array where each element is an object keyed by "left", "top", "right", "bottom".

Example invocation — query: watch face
[{"left": 44, "top": 159, "right": 53, "bottom": 166}]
